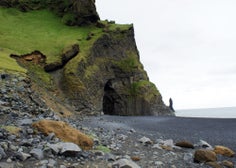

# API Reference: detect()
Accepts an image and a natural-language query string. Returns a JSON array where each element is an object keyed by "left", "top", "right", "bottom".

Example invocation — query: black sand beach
[{"left": 82, "top": 115, "right": 236, "bottom": 151}]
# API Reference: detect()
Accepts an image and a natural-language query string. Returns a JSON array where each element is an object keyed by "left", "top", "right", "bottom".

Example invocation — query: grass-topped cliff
[{"left": 0, "top": 1, "right": 172, "bottom": 116}]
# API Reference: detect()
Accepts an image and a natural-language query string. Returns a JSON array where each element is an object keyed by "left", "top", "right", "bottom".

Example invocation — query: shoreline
[{"left": 81, "top": 115, "right": 236, "bottom": 151}]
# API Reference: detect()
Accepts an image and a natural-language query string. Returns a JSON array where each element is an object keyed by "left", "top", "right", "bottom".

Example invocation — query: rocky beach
[
  {"left": 0, "top": 1, "right": 235, "bottom": 167},
  {"left": 0, "top": 73, "right": 235, "bottom": 168}
]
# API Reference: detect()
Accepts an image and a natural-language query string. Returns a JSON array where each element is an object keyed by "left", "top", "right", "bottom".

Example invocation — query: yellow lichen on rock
[
  {"left": 32, "top": 120, "right": 93, "bottom": 150},
  {"left": 214, "top": 145, "right": 235, "bottom": 157}
]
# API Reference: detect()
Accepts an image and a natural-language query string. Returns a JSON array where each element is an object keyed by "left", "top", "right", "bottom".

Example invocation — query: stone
[
  {"left": 46, "top": 143, "right": 60, "bottom": 154},
  {"left": 0, "top": 162, "right": 15, "bottom": 168},
  {"left": 214, "top": 145, "right": 235, "bottom": 157},
  {"left": 206, "top": 162, "right": 222, "bottom": 168},
  {"left": 47, "top": 159, "right": 57, "bottom": 168},
  {"left": 61, "top": 44, "right": 80, "bottom": 65},
  {"left": 30, "top": 148, "right": 44, "bottom": 160},
  {"left": 0, "top": 147, "right": 6, "bottom": 160},
  {"left": 161, "top": 139, "right": 174, "bottom": 147},
  {"left": 112, "top": 158, "right": 141, "bottom": 168},
  {"left": 45, "top": 132, "right": 55, "bottom": 141},
  {"left": 155, "top": 161, "right": 164, "bottom": 166},
  {"left": 198, "top": 140, "right": 213, "bottom": 150},
  {"left": 26, "top": 128, "right": 34, "bottom": 134},
  {"left": 104, "top": 153, "right": 115, "bottom": 161},
  {"left": 14, "top": 152, "right": 31, "bottom": 161},
  {"left": 175, "top": 141, "right": 194, "bottom": 149},
  {"left": 160, "top": 145, "right": 173, "bottom": 151},
  {"left": 222, "top": 160, "right": 234, "bottom": 168},
  {"left": 194, "top": 149, "right": 217, "bottom": 163},
  {"left": 18, "top": 118, "right": 33, "bottom": 126},
  {"left": 138, "top": 136, "right": 152, "bottom": 144},
  {"left": 131, "top": 156, "right": 141, "bottom": 161},
  {"left": 60, "top": 142, "right": 82, "bottom": 156},
  {"left": 47, "top": 142, "right": 81, "bottom": 156},
  {"left": 32, "top": 120, "right": 93, "bottom": 150},
  {"left": 152, "top": 144, "right": 162, "bottom": 150},
  {"left": 183, "top": 153, "right": 193, "bottom": 161},
  {"left": 130, "top": 129, "right": 136, "bottom": 133},
  {"left": 19, "top": 139, "right": 33, "bottom": 147}
]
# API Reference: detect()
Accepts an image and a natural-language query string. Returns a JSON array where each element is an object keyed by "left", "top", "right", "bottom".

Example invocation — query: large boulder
[
  {"left": 214, "top": 146, "right": 235, "bottom": 157},
  {"left": 32, "top": 120, "right": 93, "bottom": 150},
  {"left": 194, "top": 149, "right": 217, "bottom": 163}
]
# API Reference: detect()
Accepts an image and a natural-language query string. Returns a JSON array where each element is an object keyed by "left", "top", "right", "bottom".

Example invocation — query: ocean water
[{"left": 176, "top": 107, "right": 236, "bottom": 118}]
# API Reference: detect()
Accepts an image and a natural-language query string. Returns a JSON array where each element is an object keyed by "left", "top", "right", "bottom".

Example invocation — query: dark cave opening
[
  {"left": 103, "top": 80, "right": 115, "bottom": 115},
  {"left": 102, "top": 80, "right": 122, "bottom": 115}
]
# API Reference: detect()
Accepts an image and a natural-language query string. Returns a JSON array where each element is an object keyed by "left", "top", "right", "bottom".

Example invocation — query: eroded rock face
[
  {"left": 62, "top": 27, "right": 172, "bottom": 116},
  {"left": 0, "top": 0, "right": 100, "bottom": 26}
]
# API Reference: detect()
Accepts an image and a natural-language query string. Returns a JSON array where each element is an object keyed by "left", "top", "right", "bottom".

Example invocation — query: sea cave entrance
[{"left": 102, "top": 80, "right": 122, "bottom": 115}]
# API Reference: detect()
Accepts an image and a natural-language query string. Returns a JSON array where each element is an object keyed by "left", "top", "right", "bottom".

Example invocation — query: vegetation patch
[
  {"left": 113, "top": 51, "right": 142, "bottom": 73},
  {"left": 95, "top": 145, "right": 111, "bottom": 153},
  {"left": 1, "top": 125, "right": 21, "bottom": 135},
  {"left": 0, "top": 49, "right": 26, "bottom": 73},
  {"left": 130, "top": 80, "right": 160, "bottom": 101}
]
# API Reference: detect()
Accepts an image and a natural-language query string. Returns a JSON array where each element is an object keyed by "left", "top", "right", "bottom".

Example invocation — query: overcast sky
[{"left": 96, "top": 0, "right": 236, "bottom": 110}]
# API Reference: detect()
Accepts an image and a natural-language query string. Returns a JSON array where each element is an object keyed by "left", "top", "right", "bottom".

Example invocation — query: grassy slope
[{"left": 0, "top": 7, "right": 131, "bottom": 76}]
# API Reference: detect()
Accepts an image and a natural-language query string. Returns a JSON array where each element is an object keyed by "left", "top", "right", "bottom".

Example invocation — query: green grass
[
  {"left": 0, "top": 7, "right": 96, "bottom": 64},
  {"left": 95, "top": 145, "right": 111, "bottom": 153},
  {"left": 0, "top": 48, "right": 26, "bottom": 73},
  {"left": 0, "top": 7, "right": 132, "bottom": 88},
  {"left": 0, "top": 125, "right": 21, "bottom": 135},
  {"left": 130, "top": 80, "right": 160, "bottom": 101},
  {"left": 113, "top": 51, "right": 143, "bottom": 73}
]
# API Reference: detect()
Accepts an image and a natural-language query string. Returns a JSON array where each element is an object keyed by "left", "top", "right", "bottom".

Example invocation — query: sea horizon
[{"left": 176, "top": 106, "right": 236, "bottom": 118}]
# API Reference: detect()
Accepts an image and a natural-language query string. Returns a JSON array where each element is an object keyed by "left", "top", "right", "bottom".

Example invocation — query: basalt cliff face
[
  {"left": 62, "top": 27, "right": 171, "bottom": 115},
  {"left": 0, "top": 0, "right": 173, "bottom": 116}
]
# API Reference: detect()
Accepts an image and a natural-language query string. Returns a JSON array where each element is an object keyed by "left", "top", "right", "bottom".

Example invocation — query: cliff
[{"left": 0, "top": 0, "right": 173, "bottom": 116}]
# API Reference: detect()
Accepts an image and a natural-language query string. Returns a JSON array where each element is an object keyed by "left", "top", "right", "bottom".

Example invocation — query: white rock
[
  {"left": 138, "top": 136, "right": 152, "bottom": 144},
  {"left": 130, "top": 129, "right": 136, "bottom": 133},
  {"left": 152, "top": 144, "right": 162, "bottom": 150},
  {"left": 155, "top": 161, "right": 164, "bottom": 166},
  {"left": 183, "top": 153, "right": 193, "bottom": 161},
  {"left": 59, "top": 142, "right": 81, "bottom": 154},
  {"left": 198, "top": 140, "right": 213, "bottom": 150},
  {"left": 30, "top": 148, "right": 44, "bottom": 160},
  {"left": 162, "top": 139, "right": 174, "bottom": 147},
  {"left": 112, "top": 158, "right": 140, "bottom": 168},
  {"left": 15, "top": 151, "right": 31, "bottom": 161}
]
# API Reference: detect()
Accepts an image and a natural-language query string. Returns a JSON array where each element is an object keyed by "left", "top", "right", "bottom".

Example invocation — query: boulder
[
  {"left": 206, "top": 162, "right": 222, "bottom": 168},
  {"left": 30, "top": 148, "right": 44, "bottom": 160},
  {"left": 44, "top": 62, "right": 63, "bottom": 72},
  {"left": 0, "top": 147, "right": 6, "bottom": 160},
  {"left": 194, "top": 149, "right": 217, "bottom": 163},
  {"left": 138, "top": 136, "right": 152, "bottom": 145},
  {"left": 61, "top": 44, "right": 79, "bottom": 65},
  {"left": 47, "top": 142, "right": 81, "bottom": 157},
  {"left": 214, "top": 145, "right": 235, "bottom": 157},
  {"left": 175, "top": 141, "right": 194, "bottom": 149},
  {"left": 222, "top": 160, "right": 234, "bottom": 168},
  {"left": 112, "top": 158, "right": 141, "bottom": 168},
  {"left": 14, "top": 152, "right": 31, "bottom": 161},
  {"left": 32, "top": 120, "right": 93, "bottom": 150},
  {"left": 198, "top": 140, "right": 213, "bottom": 150}
]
